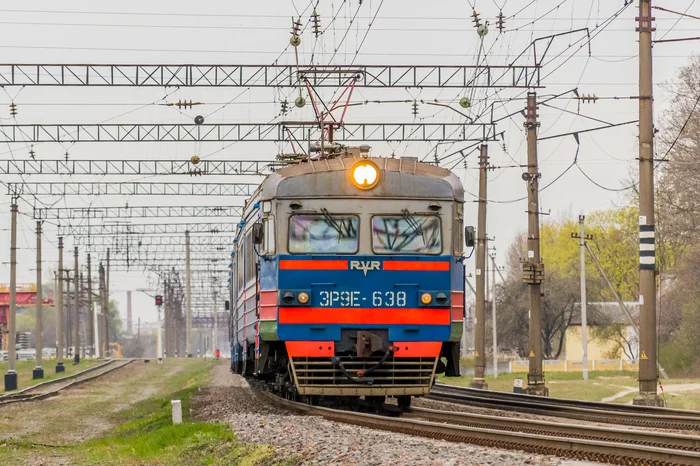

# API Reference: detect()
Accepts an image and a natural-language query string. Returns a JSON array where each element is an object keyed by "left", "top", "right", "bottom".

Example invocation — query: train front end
[{"left": 257, "top": 156, "right": 467, "bottom": 398}]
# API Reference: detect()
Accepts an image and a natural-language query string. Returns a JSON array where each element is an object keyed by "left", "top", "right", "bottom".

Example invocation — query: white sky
[{"left": 0, "top": 0, "right": 698, "bottom": 325}]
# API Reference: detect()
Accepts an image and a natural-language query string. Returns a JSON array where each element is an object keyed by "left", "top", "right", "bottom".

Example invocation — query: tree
[{"left": 494, "top": 207, "right": 639, "bottom": 359}]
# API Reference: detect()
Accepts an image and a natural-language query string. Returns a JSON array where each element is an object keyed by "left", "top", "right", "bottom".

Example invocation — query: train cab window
[
  {"left": 288, "top": 214, "right": 359, "bottom": 254},
  {"left": 371, "top": 214, "right": 442, "bottom": 254}
]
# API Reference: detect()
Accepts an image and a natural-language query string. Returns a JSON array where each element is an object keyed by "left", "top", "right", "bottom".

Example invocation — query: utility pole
[
  {"left": 104, "top": 248, "right": 110, "bottom": 357},
  {"left": 490, "top": 252, "right": 498, "bottom": 379},
  {"left": 87, "top": 254, "right": 94, "bottom": 357},
  {"left": 127, "top": 291, "right": 133, "bottom": 335},
  {"left": 73, "top": 247, "right": 80, "bottom": 364},
  {"left": 523, "top": 92, "right": 548, "bottom": 396},
  {"left": 56, "top": 237, "right": 65, "bottom": 372},
  {"left": 185, "top": 231, "right": 192, "bottom": 357},
  {"left": 33, "top": 222, "right": 44, "bottom": 379},
  {"left": 4, "top": 200, "right": 19, "bottom": 391},
  {"left": 634, "top": 0, "right": 663, "bottom": 407},
  {"left": 470, "top": 144, "right": 488, "bottom": 389},
  {"left": 571, "top": 216, "right": 593, "bottom": 381},
  {"left": 65, "top": 271, "right": 72, "bottom": 354},
  {"left": 164, "top": 277, "right": 170, "bottom": 357},
  {"left": 213, "top": 289, "right": 219, "bottom": 355},
  {"left": 98, "top": 263, "right": 105, "bottom": 358}
]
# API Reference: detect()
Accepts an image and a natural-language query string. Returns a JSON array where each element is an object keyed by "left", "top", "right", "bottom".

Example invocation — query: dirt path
[{"left": 602, "top": 383, "right": 700, "bottom": 403}]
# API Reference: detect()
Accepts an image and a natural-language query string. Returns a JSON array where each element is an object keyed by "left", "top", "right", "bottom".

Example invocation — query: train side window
[
  {"left": 236, "top": 241, "right": 244, "bottom": 292},
  {"left": 263, "top": 216, "right": 275, "bottom": 255},
  {"left": 245, "top": 231, "right": 256, "bottom": 282},
  {"left": 454, "top": 203, "right": 464, "bottom": 255}
]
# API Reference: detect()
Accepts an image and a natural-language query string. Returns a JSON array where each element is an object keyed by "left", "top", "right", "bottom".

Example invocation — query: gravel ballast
[{"left": 193, "top": 363, "right": 604, "bottom": 465}]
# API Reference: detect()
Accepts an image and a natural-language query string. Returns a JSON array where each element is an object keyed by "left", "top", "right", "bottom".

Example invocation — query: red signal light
[
  {"left": 155, "top": 295, "right": 163, "bottom": 306},
  {"left": 215, "top": 349, "right": 221, "bottom": 358}
]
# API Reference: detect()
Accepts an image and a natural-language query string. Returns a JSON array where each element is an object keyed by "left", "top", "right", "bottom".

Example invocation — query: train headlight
[
  {"left": 350, "top": 160, "right": 380, "bottom": 190},
  {"left": 420, "top": 292, "right": 433, "bottom": 305},
  {"left": 297, "top": 292, "right": 310, "bottom": 304}
]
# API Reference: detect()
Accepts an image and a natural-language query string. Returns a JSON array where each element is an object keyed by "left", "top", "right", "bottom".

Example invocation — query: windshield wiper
[
  {"left": 321, "top": 208, "right": 345, "bottom": 238},
  {"left": 401, "top": 209, "right": 425, "bottom": 242}
]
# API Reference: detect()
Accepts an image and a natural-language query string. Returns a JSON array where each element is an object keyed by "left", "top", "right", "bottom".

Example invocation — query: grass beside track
[
  {"left": 0, "top": 359, "right": 287, "bottom": 465},
  {"left": 76, "top": 359, "right": 280, "bottom": 466},
  {"left": 440, "top": 371, "right": 700, "bottom": 410},
  {"left": 0, "top": 358, "right": 101, "bottom": 391}
]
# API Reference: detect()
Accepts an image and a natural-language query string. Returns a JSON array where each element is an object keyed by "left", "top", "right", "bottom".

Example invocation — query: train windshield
[
  {"left": 372, "top": 214, "right": 442, "bottom": 254},
  {"left": 289, "top": 213, "right": 359, "bottom": 254}
]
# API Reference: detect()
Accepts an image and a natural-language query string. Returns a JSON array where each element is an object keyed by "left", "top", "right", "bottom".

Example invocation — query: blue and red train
[{"left": 229, "top": 153, "right": 471, "bottom": 406}]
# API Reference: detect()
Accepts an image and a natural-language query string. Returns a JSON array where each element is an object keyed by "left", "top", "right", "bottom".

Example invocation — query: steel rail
[
  {"left": 429, "top": 385, "right": 700, "bottom": 431},
  {"left": 0, "top": 359, "right": 133, "bottom": 406},
  {"left": 406, "top": 406, "right": 700, "bottom": 451},
  {"left": 256, "top": 390, "right": 700, "bottom": 465},
  {"left": 435, "top": 383, "right": 700, "bottom": 417}
]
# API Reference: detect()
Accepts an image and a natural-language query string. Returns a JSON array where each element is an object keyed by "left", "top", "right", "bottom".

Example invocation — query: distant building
[{"left": 565, "top": 302, "right": 640, "bottom": 362}]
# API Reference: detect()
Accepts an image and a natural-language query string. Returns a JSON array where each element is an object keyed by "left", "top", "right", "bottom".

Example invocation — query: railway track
[
  {"left": 256, "top": 389, "right": 700, "bottom": 465},
  {"left": 0, "top": 359, "right": 134, "bottom": 406},
  {"left": 428, "top": 384, "right": 700, "bottom": 432}
]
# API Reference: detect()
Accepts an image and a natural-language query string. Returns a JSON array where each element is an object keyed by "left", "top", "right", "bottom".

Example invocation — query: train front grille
[{"left": 289, "top": 356, "right": 437, "bottom": 396}]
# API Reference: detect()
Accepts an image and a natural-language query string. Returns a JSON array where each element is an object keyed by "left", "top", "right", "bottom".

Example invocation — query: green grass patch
[
  {"left": 439, "top": 371, "right": 639, "bottom": 402},
  {"left": 72, "top": 360, "right": 285, "bottom": 465}
]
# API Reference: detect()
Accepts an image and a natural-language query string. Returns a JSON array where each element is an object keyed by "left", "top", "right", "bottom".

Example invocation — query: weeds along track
[
  {"left": 255, "top": 390, "right": 700, "bottom": 466},
  {"left": 0, "top": 359, "right": 134, "bottom": 406},
  {"left": 428, "top": 384, "right": 700, "bottom": 431}
]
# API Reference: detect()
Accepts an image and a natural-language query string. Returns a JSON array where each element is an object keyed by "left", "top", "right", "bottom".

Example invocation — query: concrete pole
[
  {"left": 185, "top": 231, "right": 192, "bottom": 357},
  {"left": 65, "top": 271, "right": 72, "bottom": 354},
  {"left": 56, "top": 237, "right": 65, "bottom": 372},
  {"left": 470, "top": 144, "right": 488, "bottom": 389},
  {"left": 213, "top": 290, "right": 219, "bottom": 353},
  {"left": 579, "top": 215, "right": 589, "bottom": 381},
  {"left": 4, "top": 201, "right": 19, "bottom": 391},
  {"left": 490, "top": 253, "right": 498, "bottom": 379},
  {"left": 73, "top": 247, "right": 80, "bottom": 364},
  {"left": 164, "top": 278, "right": 169, "bottom": 357},
  {"left": 87, "top": 254, "right": 94, "bottom": 357},
  {"left": 33, "top": 222, "right": 44, "bottom": 379},
  {"left": 98, "top": 263, "right": 105, "bottom": 358},
  {"left": 524, "top": 92, "right": 548, "bottom": 396},
  {"left": 104, "top": 249, "right": 110, "bottom": 357},
  {"left": 634, "top": 0, "right": 663, "bottom": 407},
  {"left": 127, "top": 291, "right": 132, "bottom": 335}
]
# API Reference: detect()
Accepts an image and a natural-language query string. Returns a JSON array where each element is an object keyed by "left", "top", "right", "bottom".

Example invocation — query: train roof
[{"left": 258, "top": 155, "right": 464, "bottom": 202}]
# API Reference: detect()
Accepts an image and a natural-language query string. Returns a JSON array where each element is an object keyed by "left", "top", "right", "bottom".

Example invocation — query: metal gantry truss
[
  {"left": 9, "top": 182, "right": 257, "bottom": 197},
  {"left": 34, "top": 205, "right": 243, "bottom": 220},
  {"left": 0, "top": 64, "right": 541, "bottom": 88},
  {"left": 75, "top": 235, "right": 233, "bottom": 246},
  {"left": 58, "top": 222, "right": 237, "bottom": 236},
  {"left": 1, "top": 159, "right": 278, "bottom": 176},
  {"left": 86, "top": 244, "right": 232, "bottom": 254},
  {"left": 0, "top": 122, "right": 496, "bottom": 143}
]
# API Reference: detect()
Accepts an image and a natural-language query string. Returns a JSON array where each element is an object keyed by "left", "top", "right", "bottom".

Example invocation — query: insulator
[
  {"left": 281, "top": 99, "right": 289, "bottom": 114},
  {"left": 9, "top": 102, "right": 17, "bottom": 116},
  {"left": 290, "top": 17, "right": 302, "bottom": 46},
  {"left": 471, "top": 9, "right": 481, "bottom": 28},
  {"left": 497, "top": 11, "right": 506, "bottom": 32},
  {"left": 311, "top": 10, "right": 322, "bottom": 38},
  {"left": 412, "top": 101, "right": 419, "bottom": 116}
]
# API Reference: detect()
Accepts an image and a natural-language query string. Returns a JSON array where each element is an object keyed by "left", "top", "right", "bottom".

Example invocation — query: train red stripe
[
  {"left": 279, "top": 260, "right": 348, "bottom": 270},
  {"left": 278, "top": 308, "right": 450, "bottom": 325},
  {"left": 382, "top": 261, "right": 450, "bottom": 271}
]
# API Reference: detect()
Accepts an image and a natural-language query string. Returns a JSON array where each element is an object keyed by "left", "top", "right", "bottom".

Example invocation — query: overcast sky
[{"left": 0, "top": 0, "right": 698, "bottom": 326}]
